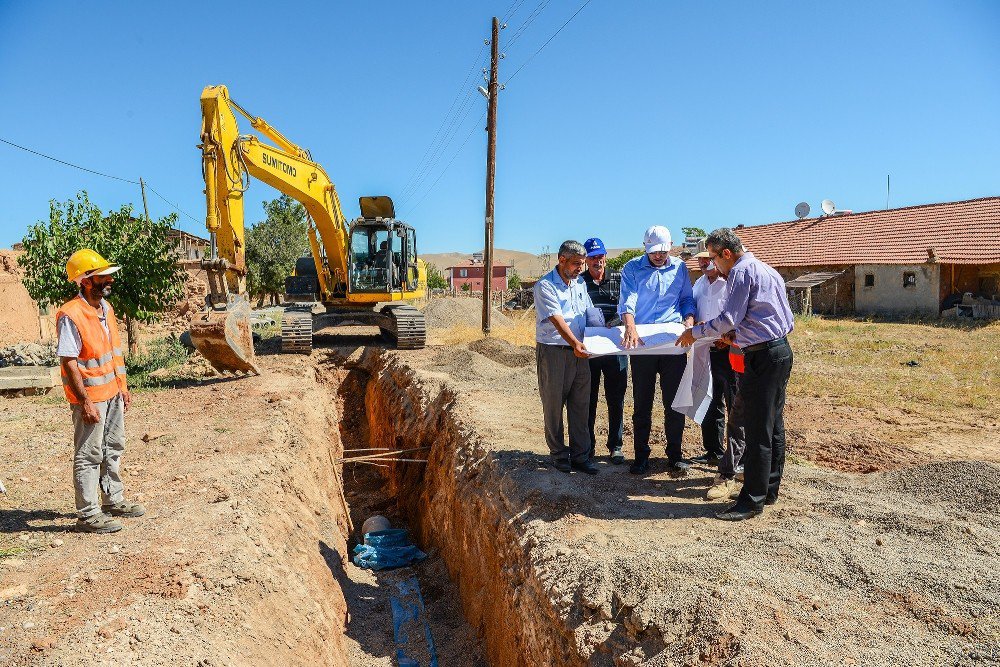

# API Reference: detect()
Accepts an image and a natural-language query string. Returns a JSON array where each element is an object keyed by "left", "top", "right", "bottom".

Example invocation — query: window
[
  {"left": 903, "top": 272, "right": 916, "bottom": 288},
  {"left": 459, "top": 269, "right": 468, "bottom": 278},
  {"left": 864, "top": 274, "right": 875, "bottom": 288}
]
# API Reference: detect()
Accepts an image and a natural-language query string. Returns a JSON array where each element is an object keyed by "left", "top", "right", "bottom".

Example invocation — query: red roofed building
[
  {"left": 447, "top": 257, "right": 511, "bottom": 292},
  {"left": 691, "top": 197, "right": 1000, "bottom": 316}
]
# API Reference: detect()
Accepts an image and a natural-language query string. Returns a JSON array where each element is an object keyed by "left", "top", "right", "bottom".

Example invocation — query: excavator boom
[{"left": 190, "top": 84, "right": 426, "bottom": 373}]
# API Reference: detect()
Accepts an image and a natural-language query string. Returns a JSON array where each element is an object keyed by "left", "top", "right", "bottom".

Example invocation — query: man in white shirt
[{"left": 690, "top": 251, "right": 734, "bottom": 465}]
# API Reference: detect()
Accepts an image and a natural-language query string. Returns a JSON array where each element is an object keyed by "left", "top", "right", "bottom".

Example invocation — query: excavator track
[
  {"left": 382, "top": 305, "right": 426, "bottom": 350},
  {"left": 281, "top": 309, "right": 314, "bottom": 354}
]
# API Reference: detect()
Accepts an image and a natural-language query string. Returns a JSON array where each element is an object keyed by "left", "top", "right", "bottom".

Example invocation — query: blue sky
[{"left": 1, "top": 1, "right": 998, "bottom": 255}]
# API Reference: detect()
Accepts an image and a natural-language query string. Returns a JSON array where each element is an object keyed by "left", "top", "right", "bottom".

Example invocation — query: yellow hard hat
[{"left": 66, "top": 249, "right": 121, "bottom": 283}]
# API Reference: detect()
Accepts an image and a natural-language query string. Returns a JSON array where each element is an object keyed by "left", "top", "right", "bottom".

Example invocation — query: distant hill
[{"left": 422, "top": 247, "right": 640, "bottom": 279}]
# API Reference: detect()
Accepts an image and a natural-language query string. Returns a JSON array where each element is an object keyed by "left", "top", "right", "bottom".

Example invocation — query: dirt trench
[{"left": 322, "top": 347, "right": 602, "bottom": 667}]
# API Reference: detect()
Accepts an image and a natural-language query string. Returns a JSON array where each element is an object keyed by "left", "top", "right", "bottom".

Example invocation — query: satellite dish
[
  {"left": 794, "top": 202, "right": 810, "bottom": 219},
  {"left": 821, "top": 199, "right": 836, "bottom": 215}
]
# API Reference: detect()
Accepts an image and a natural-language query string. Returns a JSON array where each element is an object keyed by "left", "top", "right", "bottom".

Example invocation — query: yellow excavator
[{"left": 190, "top": 85, "right": 427, "bottom": 374}]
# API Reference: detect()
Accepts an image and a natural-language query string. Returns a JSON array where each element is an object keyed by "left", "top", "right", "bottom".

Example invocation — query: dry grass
[
  {"left": 430, "top": 309, "right": 536, "bottom": 347},
  {"left": 788, "top": 316, "right": 998, "bottom": 420},
  {"left": 432, "top": 311, "right": 998, "bottom": 425}
]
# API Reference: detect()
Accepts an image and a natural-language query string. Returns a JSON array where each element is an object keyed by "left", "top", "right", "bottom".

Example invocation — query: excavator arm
[
  {"left": 192, "top": 84, "right": 427, "bottom": 373},
  {"left": 199, "top": 85, "right": 350, "bottom": 301}
]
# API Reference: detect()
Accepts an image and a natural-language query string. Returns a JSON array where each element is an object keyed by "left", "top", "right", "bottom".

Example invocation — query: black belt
[{"left": 743, "top": 336, "right": 788, "bottom": 353}]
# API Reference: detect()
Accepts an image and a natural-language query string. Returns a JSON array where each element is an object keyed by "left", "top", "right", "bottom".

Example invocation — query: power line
[
  {"left": 504, "top": 0, "right": 594, "bottom": 84},
  {"left": 403, "top": 112, "right": 485, "bottom": 218},
  {"left": 0, "top": 136, "right": 139, "bottom": 184},
  {"left": 504, "top": 0, "right": 551, "bottom": 52},
  {"left": 144, "top": 183, "right": 202, "bottom": 226},
  {"left": 501, "top": 0, "right": 530, "bottom": 24},
  {"left": 398, "top": 43, "right": 489, "bottom": 205},
  {"left": 0, "top": 135, "right": 204, "bottom": 234}
]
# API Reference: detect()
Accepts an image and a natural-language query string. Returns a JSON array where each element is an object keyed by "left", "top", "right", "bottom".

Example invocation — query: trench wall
[{"left": 353, "top": 349, "right": 588, "bottom": 666}]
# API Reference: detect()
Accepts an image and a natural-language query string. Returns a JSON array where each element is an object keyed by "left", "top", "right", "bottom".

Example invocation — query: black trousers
[
  {"left": 630, "top": 354, "right": 687, "bottom": 463},
  {"left": 700, "top": 347, "right": 736, "bottom": 456},
  {"left": 588, "top": 355, "right": 628, "bottom": 458},
  {"left": 737, "top": 340, "right": 793, "bottom": 510}
]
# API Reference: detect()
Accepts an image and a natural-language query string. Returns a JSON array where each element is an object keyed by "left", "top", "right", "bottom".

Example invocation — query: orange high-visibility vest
[{"left": 55, "top": 297, "right": 128, "bottom": 404}]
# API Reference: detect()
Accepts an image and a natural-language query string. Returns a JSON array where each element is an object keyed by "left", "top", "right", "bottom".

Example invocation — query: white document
[
  {"left": 583, "top": 322, "right": 688, "bottom": 357},
  {"left": 583, "top": 323, "right": 719, "bottom": 424},
  {"left": 670, "top": 338, "right": 717, "bottom": 423}
]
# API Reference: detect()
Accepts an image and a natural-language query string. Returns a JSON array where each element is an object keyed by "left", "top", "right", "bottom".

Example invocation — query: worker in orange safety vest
[{"left": 56, "top": 249, "right": 145, "bottom": 534}]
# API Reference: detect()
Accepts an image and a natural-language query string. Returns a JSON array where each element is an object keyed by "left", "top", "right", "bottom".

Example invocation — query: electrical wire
[
  {"left": 403, "top": 111, "right": 485, "bottom": 218},
  {"left": 144, "top": 183, "right": 202, "bottom": 226},
  {"left": 397, "top": 43, "right": 489, "bottom": 205},
  {"left": 501, "top": 0, "right": 530, "bottom": 24},
  {"left": 503, "top": 0, "right": 551, "bottom": 53},
  {"left": 0, "top": 136, "right": 139, "bottom": 184},
  {"left": 0, "top": 134, "right": 203, "bottom": 233},
  {"left": 504, "top": 0, "right": 594, "bottom": 84}
]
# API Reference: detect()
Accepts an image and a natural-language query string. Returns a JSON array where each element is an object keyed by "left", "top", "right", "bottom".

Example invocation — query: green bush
[{"left": 125, "top": 336, "right": 190, "bottom": 389}]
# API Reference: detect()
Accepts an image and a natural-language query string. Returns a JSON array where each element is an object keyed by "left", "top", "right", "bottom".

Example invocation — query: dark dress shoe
[
  {"left": 629, "top": 459, "right": 650, "bottom": 475},
  {"left": 571, "top": 460, "right": 599, "bottom": 475},
  {"left": 716, "top": 504, "right": 763, "bottom": 521},
  {"left": 691, "top": 453, "right": 721, "bottom": 464},
  {"left": 551, "top": 459, "right": 572, "bottom": 473},
  {"left": 667, "top": 459, "right": 691, "bottom": 477}
]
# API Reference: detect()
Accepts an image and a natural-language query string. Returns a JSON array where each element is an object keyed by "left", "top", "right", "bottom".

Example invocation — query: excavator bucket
[{"left": 189, "top": 297, "right": 261, "bottom": 375}]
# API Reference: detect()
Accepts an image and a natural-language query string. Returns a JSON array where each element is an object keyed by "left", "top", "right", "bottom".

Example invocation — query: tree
[
  {"left": 507, "top": 268, "right": 522, "bottom": 290},
  {"left": 606, "top": 249, "right": 644, "bottom": 273},
  {"left": 682, "top": 226, "right": 707, "bottom": 239},
  {"left": 19, "top": 192, "right": 186, "bottom": 354},
  {"left": 425, "top": 262, "right": 448, "bottom": 290},
  {"left": 245, "top": 195, "right": 309, "bottom": 304}
]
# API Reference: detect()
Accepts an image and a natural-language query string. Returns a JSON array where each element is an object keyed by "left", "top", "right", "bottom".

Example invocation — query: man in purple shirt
[{"left": 676, "top": 228, "right": 794, "bottom": 521}]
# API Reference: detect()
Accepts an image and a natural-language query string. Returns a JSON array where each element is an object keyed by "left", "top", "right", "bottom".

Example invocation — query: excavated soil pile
[
  {"left": 335, "top": 346, "right": 1000, "bottom": 666},
  {"left": 422, "top": 297, "right": 510, "bottom": 330},
  {"left": 0, "top": 249, "right": 41, "bottom": 346},
  {"left": 164, "top": 266, "right": 209, "bottom": 332},
  {"left": 0, "top": 354, "right": 357, "bottom": 666},
  {"left": 468, "top": 336, "right": 534, "bottom": 368}
]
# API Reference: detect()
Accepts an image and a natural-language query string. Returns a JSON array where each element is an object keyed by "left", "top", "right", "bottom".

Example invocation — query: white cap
[
  {"left": 643, "top": 225, "right": 672, "bottom": 253},
  {"left": 74, "top": 265, "right": 121, "bottom": 284}
]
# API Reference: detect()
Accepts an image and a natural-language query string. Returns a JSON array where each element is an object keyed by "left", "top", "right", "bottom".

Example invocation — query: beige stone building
[{"left": 688, "top": 197, "right": 1000, "bottom": 317}]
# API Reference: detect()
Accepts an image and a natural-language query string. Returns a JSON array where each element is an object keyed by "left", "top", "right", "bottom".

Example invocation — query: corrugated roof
[
  {"left": 785, "top": 271, "right": 846, "bottom": 288},
  {"left": 731, "top": 197, "right": 1000, "bottom": 267}
]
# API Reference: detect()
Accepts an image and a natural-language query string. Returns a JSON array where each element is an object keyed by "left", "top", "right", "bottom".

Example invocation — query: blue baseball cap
[{"left": 583, "top": 237, "right": 607, "bottom": 257}]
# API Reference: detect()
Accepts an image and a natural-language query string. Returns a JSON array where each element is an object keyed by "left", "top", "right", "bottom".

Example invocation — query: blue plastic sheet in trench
[
  {"left": 390, "top": 577, "right": 439, "bottom": 667},
  {"left": 352, "top": 528, "right": 427, "bottom": 571}
]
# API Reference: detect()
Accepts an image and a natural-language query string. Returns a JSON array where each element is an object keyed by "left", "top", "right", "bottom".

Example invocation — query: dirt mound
[
  {"left": 422, "top": 297, "right": 509, "bottom": 330},
  {"left": 163, "top": 266, "right": 209, "bottom": 332},
  {"left": 468, "top": 337, "right": 534, "bottom": 368},
  {"left": 0, "top": 249, "right": 41, "bottom": 346},
  {"left": 879, "top": 460, "right": 1000, "bottom": 511}
]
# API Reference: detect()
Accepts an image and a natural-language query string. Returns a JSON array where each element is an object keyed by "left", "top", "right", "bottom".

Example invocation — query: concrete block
[{"left": 0, "top": 365, "right": 59, "bottom": 390}]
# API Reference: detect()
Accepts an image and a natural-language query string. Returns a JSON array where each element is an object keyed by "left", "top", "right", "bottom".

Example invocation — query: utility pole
[
  {"left": 482, "top": 16, "right": 500, "bottom": 335},
  {"left": 139, "top": 177, "right": 151, "bottom": 224}
]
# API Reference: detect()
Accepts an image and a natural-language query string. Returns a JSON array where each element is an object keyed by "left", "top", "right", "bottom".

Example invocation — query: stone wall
[{"left": 855, "top": 263, "right": 941, "bottom": 316}]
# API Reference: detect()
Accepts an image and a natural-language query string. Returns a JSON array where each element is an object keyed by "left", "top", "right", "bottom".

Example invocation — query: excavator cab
[
  {"left": 349, "top": 197, "right": 419, "bottom": 294},
  {"left": 348, "top": 223, "right": 419, "bottom": 293}
]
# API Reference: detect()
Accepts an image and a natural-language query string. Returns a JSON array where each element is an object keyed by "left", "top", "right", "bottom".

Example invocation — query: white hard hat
[{"left": 643, "top": 226, "right": 672, "bottom": 254}]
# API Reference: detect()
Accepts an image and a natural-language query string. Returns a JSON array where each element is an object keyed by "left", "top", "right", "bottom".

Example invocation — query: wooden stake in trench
[{"left": 482, "top": 16, "right": 500, "bottom": 335}]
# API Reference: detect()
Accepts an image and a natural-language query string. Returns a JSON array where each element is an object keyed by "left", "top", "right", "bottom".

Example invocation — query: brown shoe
[
  {"left": 75, "top": 514, "right": 123, "bottom": 534},
  {"left": 705, "top": 475, "right": 740, "bottom": 501},
  {"left": 102, "top": 501, "right": 146, "bottom": 518}
]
